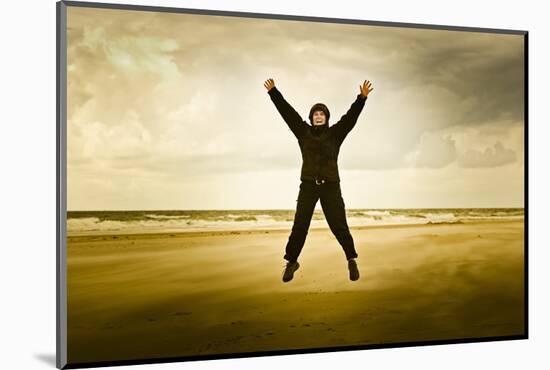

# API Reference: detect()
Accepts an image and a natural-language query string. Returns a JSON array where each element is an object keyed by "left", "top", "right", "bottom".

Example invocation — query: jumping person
[{"left": 264, "top": 78, "right": 374, "bottom": 282}]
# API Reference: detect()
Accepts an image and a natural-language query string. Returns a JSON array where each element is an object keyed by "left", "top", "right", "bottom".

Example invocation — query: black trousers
[{"left": 284, "top": 179, "right": 358, "bottom": 263}]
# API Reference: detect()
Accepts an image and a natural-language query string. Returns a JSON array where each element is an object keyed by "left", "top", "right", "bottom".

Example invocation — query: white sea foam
[{"left": 67, "top": 209, "right": 524, "bottom": 236}]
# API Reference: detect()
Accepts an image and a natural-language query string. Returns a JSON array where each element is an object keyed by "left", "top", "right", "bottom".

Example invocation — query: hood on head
[{"left": 309, "top": 103, "right": 330, "bottom": 128}]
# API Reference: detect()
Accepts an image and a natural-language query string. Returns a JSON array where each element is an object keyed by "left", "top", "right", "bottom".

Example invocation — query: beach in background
[
  {"left": 67, "top": 215, "right": 525, "bottom": 364},
  {"left": 67, "top": 208, "right": 524, "bottom": 236}
]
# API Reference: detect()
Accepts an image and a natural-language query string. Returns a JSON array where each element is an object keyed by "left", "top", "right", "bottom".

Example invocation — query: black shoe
[
  {"left": 282, "top": 261, "right": 300, "bottom": 282},
  {"left": 348, "top": 258, "right": 360, "bottom": 281}
]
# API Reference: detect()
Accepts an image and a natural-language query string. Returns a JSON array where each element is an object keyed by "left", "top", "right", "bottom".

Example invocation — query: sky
[{"left": 66, "top": 6, "right": 525, "bottom": 210}]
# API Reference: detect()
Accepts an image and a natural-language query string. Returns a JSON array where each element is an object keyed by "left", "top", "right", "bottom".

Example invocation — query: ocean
[{"left": 67, "top": 208, "right": 524, "bottom": 236}]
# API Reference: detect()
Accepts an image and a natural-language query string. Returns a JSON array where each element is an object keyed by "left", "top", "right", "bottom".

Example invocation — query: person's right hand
[
  {"left": 359, "top": 80, "right": 374, "bottom": 98},
  {"left": 264, "top": 78, "right": 275, "bottom": 91}
]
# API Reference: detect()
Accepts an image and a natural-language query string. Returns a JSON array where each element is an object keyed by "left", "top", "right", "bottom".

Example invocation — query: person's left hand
[{"left": 359, "top": 80, "right": 374, "bottom": 97}]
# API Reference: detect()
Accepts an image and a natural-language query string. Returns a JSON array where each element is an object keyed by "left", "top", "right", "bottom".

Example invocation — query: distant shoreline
[
  {"left": 66, "top": 218, "right": 524, "bottom": 241},
  {"left": 65, "top": 208, "right": 525, "bottom": 237},
  {"left": 67, "top": 207, "right": 525, "bottom": 212}
]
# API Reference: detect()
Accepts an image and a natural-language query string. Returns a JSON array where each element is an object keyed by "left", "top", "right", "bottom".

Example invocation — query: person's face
[{"left": 312, "top": 110, "right": 326, "bottom": 126}]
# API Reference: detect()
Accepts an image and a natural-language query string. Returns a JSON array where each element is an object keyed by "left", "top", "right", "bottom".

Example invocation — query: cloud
[
  {"left": 458, "top": 141, "right": 517, "bottom": 168},
  {"left": 406, "top": 133, "right": 457, "bottom": 168}
]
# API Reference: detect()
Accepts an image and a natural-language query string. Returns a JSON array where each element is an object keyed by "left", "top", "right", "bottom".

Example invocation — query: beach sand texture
[{"left": 67, "top": 220, "right": 525, "bottom": 364}]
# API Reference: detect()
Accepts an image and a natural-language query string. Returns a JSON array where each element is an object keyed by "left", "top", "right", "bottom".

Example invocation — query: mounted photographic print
[{"left": 56, "top": 1, "right": 528, "bottom": 368}]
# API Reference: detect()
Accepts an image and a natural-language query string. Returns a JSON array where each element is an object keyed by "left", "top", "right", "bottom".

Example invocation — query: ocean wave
[{"left": 67, "top": 208, "right": 524, "bottom": 235}]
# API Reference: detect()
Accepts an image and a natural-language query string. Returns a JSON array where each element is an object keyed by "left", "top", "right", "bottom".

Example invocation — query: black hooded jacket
[{"left": 268, "top": 86, "right": 367, "bottom": 182}]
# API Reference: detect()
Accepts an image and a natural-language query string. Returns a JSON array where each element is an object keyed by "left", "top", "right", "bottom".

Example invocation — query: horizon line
[{"left": 67, "top": 206, "right": 526, "bottom": 212}]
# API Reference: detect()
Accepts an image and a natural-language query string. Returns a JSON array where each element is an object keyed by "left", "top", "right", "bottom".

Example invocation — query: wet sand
[{"left": 66, "top": 220, "right": 525, "bottom": 364}]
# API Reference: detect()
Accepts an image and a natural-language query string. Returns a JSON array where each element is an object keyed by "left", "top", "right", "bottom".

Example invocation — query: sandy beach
[{"left": 66, "top": 220, "right": 525, "bottom": 364}]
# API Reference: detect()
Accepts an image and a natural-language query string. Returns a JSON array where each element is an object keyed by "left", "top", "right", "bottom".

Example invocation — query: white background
[{"left": 1, "top": 0, "right": 547, "bottom": 369}]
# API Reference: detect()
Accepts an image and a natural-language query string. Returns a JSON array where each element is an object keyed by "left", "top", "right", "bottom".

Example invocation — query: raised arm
[
  {"left": 264, "top": 78, "right": 308, "bottom": 140},
  {"left": 331, "top": 80, "right": 374, "bottom": 143}
]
